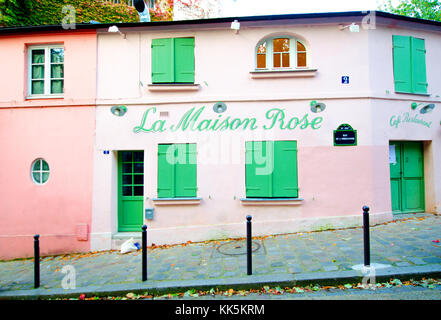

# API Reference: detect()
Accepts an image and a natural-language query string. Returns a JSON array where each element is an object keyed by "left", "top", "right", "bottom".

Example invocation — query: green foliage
[
  {"left": 380, "top": 0, "right": 441, "bottom": 22},
  {"left": 1, "top": 0, "right": 140, "bottom": 27}
]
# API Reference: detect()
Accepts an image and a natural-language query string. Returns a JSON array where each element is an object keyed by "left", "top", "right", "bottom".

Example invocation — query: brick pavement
[{"left": 0, "top": 213, "right": 440, "bottom": 297}]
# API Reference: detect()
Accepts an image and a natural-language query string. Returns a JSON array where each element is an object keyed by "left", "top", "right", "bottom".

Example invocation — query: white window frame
[
  {"left": 31, "top": 158, "right": 50, "bottom": 185},
  {"left": 255, "top": 36, "right": 309, "bottom": 70},
  {"left": 27, "top": 45, "right": 64, "bottom": 98}
]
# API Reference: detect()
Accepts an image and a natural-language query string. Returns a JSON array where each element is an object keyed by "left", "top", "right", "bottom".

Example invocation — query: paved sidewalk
[{"left": 1, "top": 213, "right": 440, "bottom": 299}]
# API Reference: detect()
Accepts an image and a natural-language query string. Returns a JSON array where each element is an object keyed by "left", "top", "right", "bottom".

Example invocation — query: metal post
[
  {"left": 34, "top": 234, "right": 40, "bottom": 288},
  {"left": 246, "top": 215, "right": 252, "bottom": 275},
  {"left": 142, "top": 225, "right": 147, "bottom": 281},
  {"left": 363, "top": 206, "right": 370, "bottom": 267}
]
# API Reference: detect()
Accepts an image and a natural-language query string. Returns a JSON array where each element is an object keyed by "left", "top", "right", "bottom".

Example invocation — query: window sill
[
  {"left": 250, "top": 69, "right": 317, "bottom": 79},
  {"left": 394, "top": 91, "right": 430, "bottom": 97},
  {"left": 240, "top": 198, "right": 304, "bottom": 206},
  {"left": 152, "top": 197, "right": 202, "bottom": 205},
  {"left": 26, "top": 95, "right": 64, "bottom": 100},
  {"left": 148, "top": 84, "right": 200, "bottom": 92}
]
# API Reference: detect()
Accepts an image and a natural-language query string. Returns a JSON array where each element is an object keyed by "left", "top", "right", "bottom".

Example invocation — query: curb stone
[{"left": 0, "top": 264, "right": 440, "bottom": 300}]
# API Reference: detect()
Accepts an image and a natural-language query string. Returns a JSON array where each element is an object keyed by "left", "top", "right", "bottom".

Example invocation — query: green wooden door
[
  {"left": 389, "top": 142, "right": 425, "bottom": 213},
  {"left": 118, "top": 151, "right": 144, "bottom": 231}
]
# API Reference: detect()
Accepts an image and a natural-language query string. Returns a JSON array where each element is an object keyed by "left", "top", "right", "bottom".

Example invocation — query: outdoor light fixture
[
  {"left": 108, "top": 25, "right": 126, "bottom": 39},
  {"left": 213, "top": 102, "right": 227, "bottom": 113},
  {"left": 339, "top": 23, "right": 360, "bottom": 32},
  {"left": 310, "top": 100, "right": 326, "bottom": 113},
  {"left": 231, "top": 20, "right": 240, "bottom": 34},
  {"left": 111, "top": 105, "right": 127, "bottom": 117},
  {"left": 420, "top": 103, "right": 435, "bottom": 114},
  {"left": 134, "top": 0, "right": 151, "bottom": 22},
  {"left": 411, "top": 102, "right": 436, "bottom": 113}
]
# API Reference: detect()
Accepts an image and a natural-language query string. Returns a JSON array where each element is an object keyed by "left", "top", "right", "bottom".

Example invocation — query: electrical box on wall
[{"left": 145, "top": 208, "right": 154, "bottom": 220}]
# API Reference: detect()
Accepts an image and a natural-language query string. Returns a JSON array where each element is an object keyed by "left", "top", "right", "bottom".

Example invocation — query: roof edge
[{"left": 1, "top": 11, "right": 441, "bottom": 35}]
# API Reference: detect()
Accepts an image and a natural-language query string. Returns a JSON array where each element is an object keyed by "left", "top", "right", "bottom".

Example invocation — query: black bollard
[
  {"left": 363, "top": 206, "right": 370, "bottom": 267},
  {"left": 246, "top": 215, "right": 252, "bottom": 275},
  {"left": 142, "top": 225, "right": 147, "bottom": 281},
  {"left": 34, "top": 234, "right": 40, "bottom": 288}
]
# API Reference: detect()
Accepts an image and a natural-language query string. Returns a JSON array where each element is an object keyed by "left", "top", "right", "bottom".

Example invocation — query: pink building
[
  {"left": 0, "top": 27, "right": 97, "bottom": 260},
  {"left": 1, "top": 11, "right": 441, "bottom": 260}
]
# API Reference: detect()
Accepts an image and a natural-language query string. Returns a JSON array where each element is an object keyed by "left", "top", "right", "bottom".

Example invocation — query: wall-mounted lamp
[
  {"left": 111, "top": 105, "right": 127, "bottom": 116},
  {"left": 213, "top": 102, "right": 227, "bottom": 113},
  {"left": 231, "top": 20, "right": 240, "bottom": 34},
  {"left": 420, "top": 103, "right": 435, "bottom": 114},
  {"left": 411, "top": 102, "right": 436, "bottom": 113},
  {"left": 310, "top": 100, "right": 326, "bottom": 113},
  {"left": 339, "top": 23, "right": 360, "bottom": 32},
  {"left": 108, "top": 25, "right": 126, "bottom": 39}
]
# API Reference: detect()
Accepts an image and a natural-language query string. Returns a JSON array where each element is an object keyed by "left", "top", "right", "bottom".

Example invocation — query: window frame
[
  {"left": 31, "top": 158, "right": 50, "bottom": 185},
  {"left": 245, "top": 140, "right": 299, "bottom": 199},
  {"left": 157, "top": 143, "right": 198, "bottom": 198},
  {"left": 151, "top": 37, "right": 195, "bottom": 85},
  {"left": 392, "top": 35, "right": 428, "bottom": 95},
  {"left": 255, "top": 36, "right": 309, "bottom": 71},
  {"left": 27, "top": 44, "right": 64, "bottom": 98}
]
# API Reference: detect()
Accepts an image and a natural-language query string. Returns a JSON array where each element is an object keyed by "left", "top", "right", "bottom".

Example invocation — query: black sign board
[{"left": 334, "top": 124, "right": 357, "bottom": 146}]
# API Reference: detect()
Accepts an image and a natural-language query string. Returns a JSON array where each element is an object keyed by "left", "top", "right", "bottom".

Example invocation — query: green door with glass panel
[
  {"left": 390, "top": 141, "right": 425, "bottom": 213},
  {"left": 118, "top": 151, "right": 144, "bottom": 232}
]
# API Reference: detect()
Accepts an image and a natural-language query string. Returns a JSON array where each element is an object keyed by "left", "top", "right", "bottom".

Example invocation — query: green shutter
[
  {"left": 393, "top": 35, "right": 412, "bottom": 93},
  {"left": 272, "top": 141, "right": 298, "bottom": 198},
  {"left": 175, "top": 143, "right": 197, "bottom": 197},
  {"left": 157, "top": 144, "right": 174, "bottom": 197},
  {"left": 151, "top": 38, "right": 174, "bottom": 83},
  {"left": 411, "top": 37, "right": 428, "bottom": 94},
  {"left": 174, "top": 38, "right": 195, "bottom": 83},
  {"left": 245, "top": 141, "right": 272, "bottom": 198}
]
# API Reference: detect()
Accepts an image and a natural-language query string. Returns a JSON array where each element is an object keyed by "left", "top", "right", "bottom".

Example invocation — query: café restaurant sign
[{"left": 133, "top": 106, "right": 324, "bottom": 133}]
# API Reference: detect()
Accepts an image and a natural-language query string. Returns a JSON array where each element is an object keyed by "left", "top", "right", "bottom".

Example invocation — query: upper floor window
[
  {"left": 392, "top": 35, "right": 428, "bottom": 95},
  {"left": 28, "top": 45, "right": 64, "bottom": 97},
  {"left": 151, "top": 38, "right": 195, "bottom": 84},
  {"left": 256, "top": 37, "right": 308, "bottom": 70}
]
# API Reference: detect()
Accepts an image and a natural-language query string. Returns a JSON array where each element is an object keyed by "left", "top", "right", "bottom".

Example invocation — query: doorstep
[
  {"left": 112, "top": 232, "right": 142, "bottom": 240},
  {"left": 111, "top": 232, "right": 142, "bottom": 251}
]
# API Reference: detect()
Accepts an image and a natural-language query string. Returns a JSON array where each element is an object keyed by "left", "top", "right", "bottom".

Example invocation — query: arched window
[{"left": 256, "top": 36, "right": 308, "bottom": 70}]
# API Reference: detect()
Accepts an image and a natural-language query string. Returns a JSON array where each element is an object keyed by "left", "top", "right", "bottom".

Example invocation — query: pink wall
[
  {"left": 0, "top": 31, "right": 97, "bottom": 107},
  {"left": 0, "top": 31, "right": 97, "bottom": 260}
]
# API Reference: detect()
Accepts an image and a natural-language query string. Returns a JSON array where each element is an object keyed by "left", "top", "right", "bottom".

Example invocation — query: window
[
  {"left": 28, "top": 45, "right": 64, "bottom": 97},
  {"left": 392, "top": 35, "right": 428, "bottom": 94},
  {"left": 120, "top": 151, "right": 144, "bottom": 197},
  {"left": 151, "top": 38, "right": 195, "bottom": 84},
  {"left": 31, "top": 159, "right": 50, "bottom": 185},
  {"left": 256, "top": 37, "right": 307, "bottom": 70},
  {"left": 245, "top": 141, "right": 298, "bottom": 198},
  {"left": 157, "top": 143, "right": 197, "bottom": 198}
]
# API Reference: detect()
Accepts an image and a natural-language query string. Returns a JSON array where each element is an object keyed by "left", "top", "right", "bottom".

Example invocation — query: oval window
[{"left": 31, "top": 158, "right": 50, "bottom": 185}]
